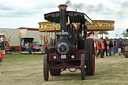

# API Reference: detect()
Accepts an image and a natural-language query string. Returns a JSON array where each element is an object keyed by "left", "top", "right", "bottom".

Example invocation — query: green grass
[{"left": 0, "top": 52, "right": 128, "bottom": 85}]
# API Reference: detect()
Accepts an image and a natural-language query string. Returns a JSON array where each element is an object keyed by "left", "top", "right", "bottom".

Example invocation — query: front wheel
[
  {"left": 43, "top": 54, "right": 49, "bottom": 81},
  {"left": 81, "top": 54, "right": 85, "bottom": 80},
  {"left": 50, "top": 62, "right": 61, "bottom": 76}
]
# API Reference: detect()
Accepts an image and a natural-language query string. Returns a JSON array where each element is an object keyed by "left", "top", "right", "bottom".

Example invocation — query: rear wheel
[
  {"left": 50, "top": 62, "right": 61, "bottom": 76},
  {"left": 81, "top": 54, "right": 85, "bottom": 80},
  {"left": 84, "top": 39, "right": 95, "bottom": 75},
  {"left": 43, "top": 54, "right": 49, "bottom": 81}
]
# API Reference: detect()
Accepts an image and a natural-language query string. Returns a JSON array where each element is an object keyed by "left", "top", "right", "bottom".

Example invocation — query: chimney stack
[{"left": 58, "top": 4, "right": 67, "bottom": 31}]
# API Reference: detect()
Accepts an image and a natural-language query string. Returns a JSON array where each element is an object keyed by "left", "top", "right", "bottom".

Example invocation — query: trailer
[
  {"left": 20, "top": 37, "right": 44, "bottom": 54},
  {"left": 0, "top": 28, "right": 41, "bottom": 51}
]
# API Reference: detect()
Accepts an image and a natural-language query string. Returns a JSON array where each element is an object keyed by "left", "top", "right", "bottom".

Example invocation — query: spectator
[
  {"left": 22, "top": 43, "right": 26, "bottom": 51},
  {"left": 28, "top": 45, "right": 33, "bottom": 54},
  {"left": 109, "top": 40, "right": 113, "bottom": 56},
  {"left": 122, "top": 40, "right": 127, "bottom": 54},
  {"left": 123, "top": 39, "right": 127, "bottom": 46},
  {"left": 113, "top": 40, "right": 117, "bottom": 55},
  {"left": 96, "top": 40, "right": 100, "bottom": 58},
  {"left": 104, "top": 39, "right": 108, "bottom": 56},
  {"left": 100, "top": 39, "right": 105, "bottom": 58},
  {"left": 117, "top": 41, "right": 122, "bottom": 55},
  {"left": 115, "top": 41, "right": 118, "bottom": 53}
]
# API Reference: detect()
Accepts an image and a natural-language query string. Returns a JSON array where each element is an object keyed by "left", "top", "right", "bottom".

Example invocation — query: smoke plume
[
  {"left": 65, "top": 0, "right": 84, "bottom": 10},
  {"left": 65, "top": 0, "right": 128, "bottom": 21},
  {"left": 65, "top": 0, "right": 103, "bottom": 14}
]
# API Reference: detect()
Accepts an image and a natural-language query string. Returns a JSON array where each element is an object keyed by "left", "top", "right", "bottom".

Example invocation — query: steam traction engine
[{"left": 43, "top": 4, "right": 95, "bottom": 80}]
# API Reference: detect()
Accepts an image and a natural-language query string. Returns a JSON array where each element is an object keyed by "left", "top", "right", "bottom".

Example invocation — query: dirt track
[{"left": 0, "top": 54, "right": 128, "bottom": 85}]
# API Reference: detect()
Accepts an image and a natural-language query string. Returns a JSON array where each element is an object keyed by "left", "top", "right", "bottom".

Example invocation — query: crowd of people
[{"left": 95, "top": 38, "right": 127, "bottom": 58}]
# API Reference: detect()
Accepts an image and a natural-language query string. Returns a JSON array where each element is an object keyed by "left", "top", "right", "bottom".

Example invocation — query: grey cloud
[
  {"left": 120, "top": 0, "right": 128, "bottom": 7},
  {"left": 84, "top": 3, "right": 104, "bottom": 15},
  {"left": 0, "top": 8, "right": 43, "bottom": 17},
  {"left": 110, "top": 0, "right": 128, "bottom": 7},
  {"left": 84, "top": 5, "right": 95, "bottom": 14},
  {"left": 0, "top": 6, "right": 14, "bottom": 10},
  {"left": 13, "top": 9, "right": 41, "bottom": 16},
  {"left": 0, "top": 3, "right": 14, "bottom": 10},
  {"left": 0, "top": 0, "right": 57, "bottom": 17},
  {"left": 94, "top": 3, "right": 103, "bottom": 13},
  {"left": 123, "top": 1, "right": 128, "bottom": 7},
  {"left": 110, "top": 0, "right": 122, "bottom": 5},
  {"left": 34, "top": 2, "right": 57, "bottom": 9},
  {"left": 115, "top": 0, "right": 128, "bottom": 20}
]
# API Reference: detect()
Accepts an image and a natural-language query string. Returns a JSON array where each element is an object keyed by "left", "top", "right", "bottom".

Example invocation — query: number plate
[{"left": 61, "top": 55, "right": 66, "bottom": 59}]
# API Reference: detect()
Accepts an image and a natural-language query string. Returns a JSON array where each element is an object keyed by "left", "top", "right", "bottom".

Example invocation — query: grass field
[{"left": 0, "top": 52, "right": 128, "bottom": 85}]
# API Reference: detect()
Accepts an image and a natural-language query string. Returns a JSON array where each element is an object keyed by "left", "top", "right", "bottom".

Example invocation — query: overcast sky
[{"left": 0, "top": 0, "right": 128, "bottom": 36}]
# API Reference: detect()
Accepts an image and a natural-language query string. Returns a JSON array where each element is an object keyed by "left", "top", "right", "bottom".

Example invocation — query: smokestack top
[{"left": 58, "top": 4, "right": 68, "bottom": 10}]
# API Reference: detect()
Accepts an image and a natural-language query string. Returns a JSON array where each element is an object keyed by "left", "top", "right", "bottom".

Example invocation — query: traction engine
[{"left": 43, "top": 4, "right": 95, "bottom": 81}]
